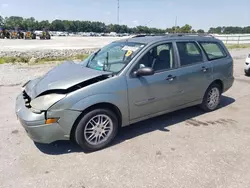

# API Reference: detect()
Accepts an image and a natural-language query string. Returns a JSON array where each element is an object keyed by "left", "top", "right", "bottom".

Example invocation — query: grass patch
[
  {"left": 0, "top": 54, "right": 89, "bottom": 64},
  {"left": 226, "top": 44, "right": 250, "bottom": 49},
  {"left": 0, "top": 57, "right": 30, "bottom": 64}
]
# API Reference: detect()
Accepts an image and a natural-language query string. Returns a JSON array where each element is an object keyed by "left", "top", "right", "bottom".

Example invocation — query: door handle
[
  {"left": 166, "top": 75, "right": 176, "bottom": 81},
  {"left": 201, "top": 66, "right": 208, "bottom": 72}
]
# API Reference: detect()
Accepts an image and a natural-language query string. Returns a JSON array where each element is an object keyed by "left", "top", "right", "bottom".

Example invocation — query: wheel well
[
  {"left": 212, "top": 79, "right": 224, "bottom": 92},
  {"left": 70, "top": 102, "right": 122, "bottom": 141}
]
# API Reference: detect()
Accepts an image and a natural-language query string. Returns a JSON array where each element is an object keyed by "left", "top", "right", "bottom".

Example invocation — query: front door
[{"left": 126, "top": 42, "right": 183, "bottom": 121}]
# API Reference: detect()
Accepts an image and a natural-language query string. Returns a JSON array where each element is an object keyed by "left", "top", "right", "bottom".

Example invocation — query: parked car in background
[
  {"left": 15, "top": 34, "right": 234, "bottom": 151},
  {"left": 245, "top": 53, "right": 250, "bottom": 76}
]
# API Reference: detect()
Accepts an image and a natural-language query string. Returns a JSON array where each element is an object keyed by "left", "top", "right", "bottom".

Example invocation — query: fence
[{"left": 212, "top": 34, "right": 250, "bottom": 44}]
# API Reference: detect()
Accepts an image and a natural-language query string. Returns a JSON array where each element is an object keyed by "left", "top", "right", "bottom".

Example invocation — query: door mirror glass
[{"left": 134, "top": 67, "right": 155, "bottom": 77}]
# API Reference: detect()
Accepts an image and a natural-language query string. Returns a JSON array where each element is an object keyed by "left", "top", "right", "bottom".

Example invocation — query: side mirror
[{"left": 134, "top": 67, "right": 155, "bottom": 77}]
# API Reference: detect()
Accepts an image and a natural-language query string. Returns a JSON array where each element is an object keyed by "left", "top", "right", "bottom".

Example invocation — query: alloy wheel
[{"left": 84, "top": 114, "right": 113, "bottom": 146}]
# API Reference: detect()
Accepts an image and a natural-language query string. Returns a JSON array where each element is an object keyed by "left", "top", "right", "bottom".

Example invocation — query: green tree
[
  {"left": 242, "top": 26, "right": 250, "bottom": 34},
  {"left": 0, "top": 15, "right": 4, "bottom": 26},
  {"left": 208, "top": 27, "right": 222, "bottom": 34},
  {"left": 1, "top": 15, "right": 250, "bottom": 34},
  {"left": 197, "top": 29, "right": 205, "bottom": 33},
  {"left": 180, "top": 24, "right": 192, "bottom": 33},
  {"left": 4, "top": 16, "right": 24, "bottom": 29},
  {"left": 39, "top": 20, "right": 51, "bottom": 30},
  {"left": 23, "top": 17, "right": 36, "bottom": 30},
  {"left": 50, "top": 20, "right": 65, "bottom": 31},
  {"left": 168, "top": 26, "right": 181, "bottom": 33}
]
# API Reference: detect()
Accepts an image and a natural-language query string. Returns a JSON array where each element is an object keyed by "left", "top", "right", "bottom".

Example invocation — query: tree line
[{"left": 1, "top": 16, "right": 250, "bottom": 34}]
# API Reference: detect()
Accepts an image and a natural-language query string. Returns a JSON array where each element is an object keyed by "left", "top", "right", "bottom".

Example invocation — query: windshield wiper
[{"left": 89, "top": 49, "right": 101, "bottom": 62}]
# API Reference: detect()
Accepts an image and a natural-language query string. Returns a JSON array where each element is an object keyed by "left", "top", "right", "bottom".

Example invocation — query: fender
[{"left": 70, "top": 93, "right": 130, "bottom": 127}]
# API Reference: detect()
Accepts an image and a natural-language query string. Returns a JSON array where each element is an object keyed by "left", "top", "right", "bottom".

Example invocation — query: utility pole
[
  {"left": 117, "top": 0, "right": 120, "bottom": 25},
  {"left": 174, "top": 16, "right": 177, "bottom": 33}
]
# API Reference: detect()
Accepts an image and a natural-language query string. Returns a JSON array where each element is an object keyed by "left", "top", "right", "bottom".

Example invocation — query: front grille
[{"left": 23, "top": 90, "right": 31, "bottom": 108}]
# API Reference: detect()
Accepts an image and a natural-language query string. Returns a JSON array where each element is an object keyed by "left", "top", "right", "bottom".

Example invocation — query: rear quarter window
[{"left": 199, "top": 42, "right": 227, "bottom": 61}]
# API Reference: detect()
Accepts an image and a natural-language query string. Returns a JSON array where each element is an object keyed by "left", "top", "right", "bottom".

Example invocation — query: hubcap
[
  {"left": 207, "top": 87, "right": 220, "bottom": 110},
  {"left": 84, "top": 114, "right": 113, "bottom": 146}
]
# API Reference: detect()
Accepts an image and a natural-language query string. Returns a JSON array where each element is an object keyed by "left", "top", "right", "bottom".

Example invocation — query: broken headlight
[{"left": 30, "top": 94, "right": 66, "bottom": 112}]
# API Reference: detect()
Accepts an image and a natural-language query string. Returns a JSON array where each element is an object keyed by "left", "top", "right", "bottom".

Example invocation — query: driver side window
[{"left": 133, "top": 42, "right": 175, "bottom": 73}]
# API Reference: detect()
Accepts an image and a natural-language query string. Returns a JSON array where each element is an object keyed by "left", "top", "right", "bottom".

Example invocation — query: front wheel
[
  {"left": 200, "top": 83, "right": 221, "bottom": 112},
  {"left": 75, "top": 109, "right": 118, "bottom": 151}
]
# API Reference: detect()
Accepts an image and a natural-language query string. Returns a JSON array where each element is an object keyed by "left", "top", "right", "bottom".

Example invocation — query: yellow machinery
[
  {"left": 10, "top": 31, "right": 18, "bottom": 39},
  {"left": 25, "top": 31, "right": 36, "bottom": 39},
  {"left": 40, "top": 31, "right": 51, "bottom": 40},
  {"left": 0, "top": 28, "right": 10, "bottom": 39}
]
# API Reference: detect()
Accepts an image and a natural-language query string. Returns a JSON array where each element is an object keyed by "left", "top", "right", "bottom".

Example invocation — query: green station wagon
[{"left": 15, "top": 34, "right": 234, "bottom": 151}]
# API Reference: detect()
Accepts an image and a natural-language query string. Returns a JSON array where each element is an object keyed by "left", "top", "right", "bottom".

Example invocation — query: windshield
[{"left": 82, "top": 41, "right": 145, "bottom": 73}]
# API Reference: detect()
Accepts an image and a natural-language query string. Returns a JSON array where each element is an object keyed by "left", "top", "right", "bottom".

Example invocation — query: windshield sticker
[
  {"left": 125, "top": 50, "right": 133, "bottom": 57},
  {"left": 122, "top": 46, "right": 139, "bottom": 52}
]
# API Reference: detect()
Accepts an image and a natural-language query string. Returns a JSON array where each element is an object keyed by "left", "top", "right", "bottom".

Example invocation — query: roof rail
[
  {"left": 131, "top": 34, "right": 166, "bottom": 38},
  {"left": 168, "top": 33, "right": 214, "bottom": 38},
  {"left": 131, "top": 33, "right": 214, "bottom": 38}
]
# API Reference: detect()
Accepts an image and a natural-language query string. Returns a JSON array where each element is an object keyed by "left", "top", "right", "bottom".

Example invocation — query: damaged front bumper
[{"left": 15, "top": 93, "right": 70, "bottom": 144}]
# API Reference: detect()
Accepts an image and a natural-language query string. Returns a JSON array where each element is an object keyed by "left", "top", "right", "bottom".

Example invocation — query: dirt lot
[{"left": 0, "top": 48, "right": 250, "bottom": 188}]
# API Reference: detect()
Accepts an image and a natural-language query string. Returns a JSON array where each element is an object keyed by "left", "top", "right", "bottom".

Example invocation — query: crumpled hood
[{"left": 25, "top": 61, "right": 109, "bottom": 99}]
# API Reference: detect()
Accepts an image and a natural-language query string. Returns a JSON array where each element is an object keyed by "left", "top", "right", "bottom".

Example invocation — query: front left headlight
[{"left": 30, "top": 94, "right": 66, "bottom": 112}]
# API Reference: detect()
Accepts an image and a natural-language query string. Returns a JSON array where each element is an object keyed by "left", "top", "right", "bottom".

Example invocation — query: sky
[{"left": 0, "top": 0, "right": 249, "bottom": 31}]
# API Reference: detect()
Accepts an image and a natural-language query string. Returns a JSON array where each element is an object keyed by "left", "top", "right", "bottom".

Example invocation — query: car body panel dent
[{"left": 25, "top": 61, "right": 110, "bottom": 98}]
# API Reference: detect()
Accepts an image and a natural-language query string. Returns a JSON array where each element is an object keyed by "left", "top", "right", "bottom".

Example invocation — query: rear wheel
[
  {"left": 200, "top": 83, "right": 221, "bottom": 112},
  {"left": 75, "top": 109, "right": 118, "bottom": 151}
]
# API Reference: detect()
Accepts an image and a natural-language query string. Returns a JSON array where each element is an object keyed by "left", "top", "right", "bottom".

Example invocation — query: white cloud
[{"left": 1, "top": 3, "right": 8, "bottom": 8}]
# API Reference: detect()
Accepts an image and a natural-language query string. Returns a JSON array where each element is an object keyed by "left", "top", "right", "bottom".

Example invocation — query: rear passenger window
[
  {"left": 176, "top": 42, "right": 203, "bottom": 66},
  {"left": 199, "top": 42, "right": 227, "bottom": 61}
]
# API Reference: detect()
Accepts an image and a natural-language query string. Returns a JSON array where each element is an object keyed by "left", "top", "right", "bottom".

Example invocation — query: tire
[
  {"left": 200, "top": 83, "right": 222, "bottom": 112},
  {"left": 75, "top": 108, "right": 118, "bottom": 151},
  {"left": 245, "top": 69, "right": 250, "bottom": 76}
]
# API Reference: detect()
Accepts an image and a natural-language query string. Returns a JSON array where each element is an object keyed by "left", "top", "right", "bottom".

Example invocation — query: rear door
[
  {"left": 173, "top": 41, "right": 214, "bottom": 104},
  {"left": 198, "top": 41, "right": 234, "bottom": 81}
]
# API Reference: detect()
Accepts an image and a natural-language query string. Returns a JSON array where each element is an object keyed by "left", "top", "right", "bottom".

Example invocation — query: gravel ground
[
  {"left": 0, "top": 36, "right": 125, "bottom": 51},
  {"left": 0, "top": 36, "right": 127, "bottom": 59},
  {"left": 0, "top": 46, "right": 250, "bottom": 188},
  {"left": 0, "top": 49, "right": 97, "bottom": 58}
]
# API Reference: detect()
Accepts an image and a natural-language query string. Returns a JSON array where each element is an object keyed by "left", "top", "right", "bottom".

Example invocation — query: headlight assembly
[{"left": 30, "top": 94, "right": 66, "bottom": 111}]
